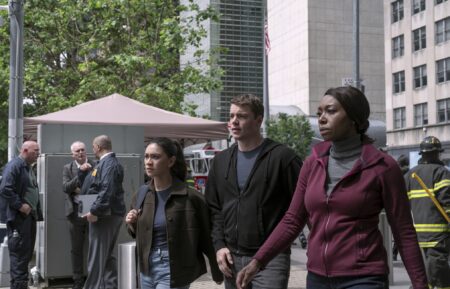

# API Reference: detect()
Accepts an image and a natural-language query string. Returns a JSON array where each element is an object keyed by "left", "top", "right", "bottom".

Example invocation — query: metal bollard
[
  {"left": 379, "top": 212, "right": 394, "bottom": 284},
  {"left": 118, "top": 241, "right": 138, "bottom": 289},
  {"left": 0, "top": 235, "right": 10, "bottom": 287}
]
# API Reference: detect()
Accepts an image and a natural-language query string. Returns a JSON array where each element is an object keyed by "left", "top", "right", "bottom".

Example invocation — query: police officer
[{"left": 405, "top": 136, "right": 450, "bottom": 289}]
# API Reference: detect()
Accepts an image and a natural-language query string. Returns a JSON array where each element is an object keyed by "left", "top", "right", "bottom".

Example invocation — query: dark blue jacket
[
  {"left": 0, "top": 157, "right": 42, "bottom": 223},
  {"left": 82, "top": 153, "right": 126, "bottom": 217}
]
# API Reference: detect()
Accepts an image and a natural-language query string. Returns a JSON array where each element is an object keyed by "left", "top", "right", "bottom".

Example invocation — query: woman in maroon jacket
[{"left": 236, "top": 86, "right": 428, "bottom": 289}]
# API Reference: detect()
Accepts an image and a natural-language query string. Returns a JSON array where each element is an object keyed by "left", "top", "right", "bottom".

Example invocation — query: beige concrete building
[
  {"left": 384, "top": 0, "right": 450, "bottom": 161},
  {"left": 267, "top": 0, "right": 386, "bottom": 121}
]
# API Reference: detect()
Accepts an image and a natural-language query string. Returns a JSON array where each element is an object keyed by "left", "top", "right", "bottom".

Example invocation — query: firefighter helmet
[{"left": 419, "top": 136, "right": 444, "bottom": 154}]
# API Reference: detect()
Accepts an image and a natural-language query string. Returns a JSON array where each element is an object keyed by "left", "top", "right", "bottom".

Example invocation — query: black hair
[
  {"left": 148, "top": 137, "right": 187, "bottom": 181},
  {"left": 397, "top": 154, "right": 410, "bottom": 175},
  {"left": 324, "top": 86, "right": 373, "bottom": 143}
]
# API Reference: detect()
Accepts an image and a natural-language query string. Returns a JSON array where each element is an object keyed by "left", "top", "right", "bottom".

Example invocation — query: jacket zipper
[
  {"left": 323, "top": 194, "right": 331, "bottom": 276},
  {"left": 234, "top": 145, "right": 269, "bottom": 254},
  {"left": 321, "top": 159, "right": 365, "bottom": 277},
  {"left": 236, "top": 195, "right": 240, "bottom": 254}
]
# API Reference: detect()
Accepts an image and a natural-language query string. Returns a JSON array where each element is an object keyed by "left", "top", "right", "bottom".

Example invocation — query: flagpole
[{"left": 262, "top": 3, "right": 269, "bottom": 137}]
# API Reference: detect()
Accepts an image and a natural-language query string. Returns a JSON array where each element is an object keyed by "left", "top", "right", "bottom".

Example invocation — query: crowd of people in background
[{"left": 0, "top": 87, "right": 448, "bottom": 289}]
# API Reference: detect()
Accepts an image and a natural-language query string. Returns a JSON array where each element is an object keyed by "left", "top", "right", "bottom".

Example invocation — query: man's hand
[
  {"left": 19, "top": 203, "right": 32, "bottom": 215},
  {"left": 83, "top": 212, "right": 98, "bottom": 223},
  {"left": 79, "top": 163, "right": 92, "bottom": 172},
  {"left": 216, "top": 247, "right": 234, "bottom": 278},
  {"left": 236, "top": 259, "right": 261, "bottom": 289}
]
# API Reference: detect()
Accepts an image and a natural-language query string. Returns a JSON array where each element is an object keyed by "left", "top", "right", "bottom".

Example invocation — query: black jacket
[
  {"left": 82, "top": 153, "right": 126, "bottom": 217},
  {"left": 205, "top": 138, "right": 302, "bottom": 255}
]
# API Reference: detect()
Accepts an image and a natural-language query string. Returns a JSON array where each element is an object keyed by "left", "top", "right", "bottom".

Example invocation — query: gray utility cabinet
[{"left": 36, "top": 153, "right": 142, "bottom": 286}]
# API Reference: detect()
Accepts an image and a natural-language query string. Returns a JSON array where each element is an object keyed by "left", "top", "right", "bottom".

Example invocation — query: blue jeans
[
  {"left": 140, "top": 248, "right": 190, "bottom": 289},
  {"left": 306, "top": 271, "right": 388, "bottom": 289},
  {"left": 224, "top": 252, "right": 290, "bottom": 289}
]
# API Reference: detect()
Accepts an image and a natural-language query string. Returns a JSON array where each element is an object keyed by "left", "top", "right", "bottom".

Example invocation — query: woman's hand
[
  {"left": 125, "top": 209, "right": 139, "bottom": 224},
  {"left": 236, "top": 259, "right": 261, "bottom": 289}
]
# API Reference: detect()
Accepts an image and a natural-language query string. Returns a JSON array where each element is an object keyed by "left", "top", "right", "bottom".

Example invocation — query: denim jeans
[
  {"left": 224, "top": 251, "right": 290, "bottom": 289},
  {"left": 140, "top": 248, "right": 190, "bottom": 289},
  {"left": 306, "top": 271, "right": 388, "bottom": 289}
]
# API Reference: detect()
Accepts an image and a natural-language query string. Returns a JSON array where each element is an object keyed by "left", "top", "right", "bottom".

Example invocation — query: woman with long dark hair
[
  {"left": 125, "top": 137, "right": 223, "bottom": 289},
  {"left": 236, "top": 87, "right": 428, "bottom": 289}
]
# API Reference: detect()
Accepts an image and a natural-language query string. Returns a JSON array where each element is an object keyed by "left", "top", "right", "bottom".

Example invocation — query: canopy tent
[{"left": 24, "top": 93, "right": 229, "bottom": 143}]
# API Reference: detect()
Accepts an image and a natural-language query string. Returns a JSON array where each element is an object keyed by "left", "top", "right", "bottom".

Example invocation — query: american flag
[{"left": 264, "top": 19, "right": 271, "bottom": 55}]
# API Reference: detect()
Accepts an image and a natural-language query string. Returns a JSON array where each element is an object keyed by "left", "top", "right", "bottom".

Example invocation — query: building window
[
  {"left": 413, "top": 27, "right": 426, "bottom": 51},
  {"left": 413, "top": 65, "right": 427, "bottom": 88},
  {"left": 412, "top": 0, "right": 426, "bottom": 14},
  {"left": 437, "top": 98, "right": 450, "bottom": 122},
  {"left": 393, "top": 71, "right": 405, "bottom": 93},
  {"left": 414, "top": 103, "right": 428, "bottom": 126},
  {"left": 435, "top": 0, "right": 448, "bottom": 5},
  {"left": 392, "top": 0, "right": 404, "bottom": 23},
  {"left": 435, "top": 17, "right": 450, "bottom": 44},
  {"left": 436, "top": 57, "right": 450, "bottom": 83},
  {"left": 394, "top": 107, "right": 406, "bottom": 129},
  {"left": 392, "top": 35, "right": 404, "bottom": 58}
]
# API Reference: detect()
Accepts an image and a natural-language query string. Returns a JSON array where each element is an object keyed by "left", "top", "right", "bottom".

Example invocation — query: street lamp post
[
  {"left": 1, "top": 0, "right": 24, "bottom": 160},
  {"left": 352, "top": 0, "right": 360, "bottom": 91}
]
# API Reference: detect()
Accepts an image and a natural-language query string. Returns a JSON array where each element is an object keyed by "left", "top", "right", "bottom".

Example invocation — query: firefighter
[{"left": 405, "top": 135, "right": 450, "bottom": 289}]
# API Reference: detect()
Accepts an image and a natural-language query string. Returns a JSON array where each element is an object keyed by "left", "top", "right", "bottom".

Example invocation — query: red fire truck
[{"left": 187, "top": 149, "right": 220, "bottom": 193}]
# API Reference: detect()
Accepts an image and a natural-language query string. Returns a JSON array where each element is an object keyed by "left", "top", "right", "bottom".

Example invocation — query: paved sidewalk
[
  {"left": 1, "top": 242, "right": 413, "bottom": 289},
  {"left": 190, "top": 242, "right": 413, "bottom": 289},
  {"left": 191, "top": 243, "right": 307, "bottom": 289}
]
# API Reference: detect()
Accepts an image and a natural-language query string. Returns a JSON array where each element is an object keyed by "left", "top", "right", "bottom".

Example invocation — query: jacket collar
[
  {"left": 312, "top": 140, "right": 384, "bottom": 170},
  {"left": 148, "top": 177, "right": 187, "bottom": 196},
  {"left": 17, "top": 156, "right": 28, "bottom": 167},
  {"left": 225, "top": 138, "right": 280, "bottom": 181}
]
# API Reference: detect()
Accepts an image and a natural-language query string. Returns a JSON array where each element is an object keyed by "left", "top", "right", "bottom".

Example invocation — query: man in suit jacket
[{"left": 62, "top": 141, "right": 95, "bottom": 289}]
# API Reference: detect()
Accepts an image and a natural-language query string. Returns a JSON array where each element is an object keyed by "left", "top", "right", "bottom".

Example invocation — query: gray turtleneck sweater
[{"left": 326, "top": 134, "right": 362, "bottom": 195}]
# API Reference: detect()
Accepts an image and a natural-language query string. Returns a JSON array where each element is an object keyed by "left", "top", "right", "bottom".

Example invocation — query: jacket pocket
[
  {"left": 356, "top": 220, "right": 382, "bottom": 262},
  {"left": 8, "top": 231, "right": 23, "bottom": 252}
]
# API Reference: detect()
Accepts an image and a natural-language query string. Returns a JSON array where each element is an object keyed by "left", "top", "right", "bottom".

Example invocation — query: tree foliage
[
  {"left": 267, "top": 113, "right": 314, "bottom": 160},
  {"left": 0, "top": 0, "right": 222, "bottom": 167}
]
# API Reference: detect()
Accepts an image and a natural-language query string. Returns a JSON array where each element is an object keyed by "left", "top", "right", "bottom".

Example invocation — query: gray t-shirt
[
  {"left": 237, "top": 144, "right": 263, "bottom": 192},
  {"left": 152, "top": 187, "right": 171, "bottom": 249}
]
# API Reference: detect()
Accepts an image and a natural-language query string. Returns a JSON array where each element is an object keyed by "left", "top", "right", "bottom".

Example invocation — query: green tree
[
  {"left": 0, "top": 0, "right": 222, "bottom": 167},
  {"left": 267, "top": 113, "right": 314, "bottom": 160}
]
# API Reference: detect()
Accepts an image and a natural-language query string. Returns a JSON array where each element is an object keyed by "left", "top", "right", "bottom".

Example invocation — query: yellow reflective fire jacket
[{"left": 405, "top": 160, "right": 450, "bottom": 248}]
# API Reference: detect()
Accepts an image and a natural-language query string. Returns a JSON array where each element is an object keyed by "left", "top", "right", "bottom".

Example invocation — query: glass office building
[{"left": 182, "top": 0, "right": 265, "bottom": 121}]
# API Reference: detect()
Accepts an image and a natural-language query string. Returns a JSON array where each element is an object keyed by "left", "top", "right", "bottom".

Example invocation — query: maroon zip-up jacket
[{"left": 254, "top": 141, "right": 428, "bottom": 288}]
